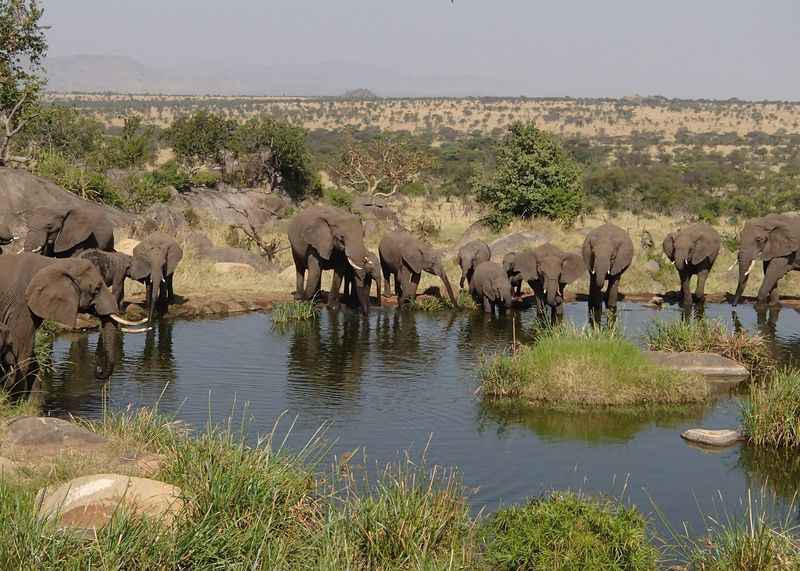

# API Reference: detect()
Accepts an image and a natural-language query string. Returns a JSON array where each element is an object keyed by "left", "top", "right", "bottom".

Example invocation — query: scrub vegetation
[
  {"left": 741, "top": 369, "right": 800, "bottom": 449},
  {"left": 271, "top": 299, "right": 320, "bottom": 324}
]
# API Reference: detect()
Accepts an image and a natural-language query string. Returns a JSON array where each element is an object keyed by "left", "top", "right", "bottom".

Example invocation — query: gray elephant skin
[
  {"left": 379, "top": 230, "right": 457, "bottom": 307},
  {"left": 0, "top": 254, "right": 145, "bottom": 397},
  {"left": 24, "top": 206, "right": 114, "bottom": 257},
  {"left": 342, "top": 251, "right": 382, "bottom": 311},
  {"left": 470, "top": 261, "right": 513, "bottom": 314},
  {"left": 504, "top": 243, "right": 584, "bottom": 317},
  {"left": 582, "top": 223, "right": 634, "bottom": 310},
  {"left": 78, "top": 249, "right": 135, "bottom": 309},
  {"left": 732, "top": 214, "right": 800, "bottom": 305},
  {"left": 663, "top": 223, "right": 720, "bottom": 305},
  {"left": 457, "top": 240, "right": 491, "bottom": 289},
  {"left": 131, "top": 233, "right": 184, "bottom": 323},
  {"left": 0, "top": 223, "right": 16, "bottom": 255},
  {"left": 288, "top": 206, "right": 375, "bottom": 313}
]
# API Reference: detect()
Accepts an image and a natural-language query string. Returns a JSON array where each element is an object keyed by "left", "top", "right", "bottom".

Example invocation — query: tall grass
[
  {"left": 272, "top": 299, "right": 320, "bottom": 324},
  {"left": 480, "top": 325, "right": 708, "bottom": 408},
  {"left": 741, "top": 369, "right": 800, "bottom": 448},
  {"left": 646, "top": 319, "right": 774, "bottom": 377}
]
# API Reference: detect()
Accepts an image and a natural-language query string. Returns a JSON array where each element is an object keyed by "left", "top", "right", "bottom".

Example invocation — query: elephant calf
[
  {"left": 663, "top": 223, "right": 720, "bottom": 305},
  {"left": 470, "top": 261, "right": 513, "bottom": 314},
  {"left": 457, "top": 240, "right": 491, "bottom": 289},
  {"left": 582, "top": 223, "right": 634, "bottom": 310},
  {"left": 342, "top": 251, "right": 382, "bottom": 313},
  {"left": 78, "top": 249, "right": 135, "bottom": 309},
  {"left": 507, "top": 244, "right": 584, "bottom": 319},
  {"left": 131, "top": 233, "right": 184, "bottom": 322}
]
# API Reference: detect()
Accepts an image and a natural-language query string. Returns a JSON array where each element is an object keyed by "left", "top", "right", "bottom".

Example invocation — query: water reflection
[{"left": 739, "top": 445, "right": 800, "bottom": 503}]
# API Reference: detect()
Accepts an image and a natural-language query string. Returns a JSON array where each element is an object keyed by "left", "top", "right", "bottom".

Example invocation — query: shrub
[
  {"left": 164, "top": 110, "right": 236, "bottom": 171},
  {"left": 410, "top": 215, "right": 440, "bottom": 240},
  {"left": 100, "top": 116, "right": 157, "bottom": 169},
  {"left": 473, "top": 122, "right": 585, "bottom": 230},
  {"left": 742, "top": 370, "right": 800, "bottom": 448},
  {"left": 190, "top": 169, "right": 221, "bottom": 188},
  {"left": 480, "top": 325, "right": 708, "bottom": 408},
  {"left": 150, "top": 160, "right": 191, "bottom": 192},
  {"left": 272, "top": 300, "right": 319, "bottom": 324},
  {"left": 324, "top": 187, "right": 353, "bottom": 210},
  {"left": 118, "top": 173, "right": 172, "bottom": 213},
  {"left": 35, "top": 151, "right": 122, "bottom": 207},
  {"left": 481, "top": 492, "right": 657, "bottom": 571}
]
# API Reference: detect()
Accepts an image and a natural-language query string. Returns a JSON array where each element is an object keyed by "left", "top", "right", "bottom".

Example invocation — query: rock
[
  {"left": 681, "top": 429, "right": 742, "bottom": 448},
  {"left": 132, "top": 204, "right": 186, "bottom": 237},
  {"left": 181, "top": 231, "right": 213, "bottom": 255},
  {"left": 36, "top": 474, "right": 184, "bottom": 535},
  {"left": 645, "top": 351, "right": 749, "bottom": 381},
  {"left": 171, "top": 188, "right": 290, "bottom": 227},
  {"left": 213, "top": 262, "right": 256, "bottom": 274},
  {"left": 352, "top": 194, "right": 399, "bottom": 223},
  {"left": 0, "top": 457, "right": 20, "bottom": 478},
  {"left": 115, "top": 238, "right": 140, "bottom": 256},
  {"left": 204, "top": 246, "right": 269, "bottom": 271},
  {"left": 644, "top": 260, "right": 661, "bottom": 274},
  {"left": 489, "top": 232, "right": 550, "bottom": 260},
  {"left": 1, "top": 417, "right": 109, "bottom": 460}
]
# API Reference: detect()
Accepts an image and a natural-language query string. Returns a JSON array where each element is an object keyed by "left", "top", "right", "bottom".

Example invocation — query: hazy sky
[{"left": 42, "top": 0, "right": 800, "bottom": 99}]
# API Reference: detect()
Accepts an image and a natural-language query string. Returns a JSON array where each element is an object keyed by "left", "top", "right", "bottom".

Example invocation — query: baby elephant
[
  {"left": 508, "top": 244, "right": 584, "bottom": 318},
  {"left": 663, "top": 223, "right": 720, "bottom": 305},
  {"left": 457, "top": 240, "right": 491, "bottom": 289},
  {"left": 470, "top": 261, "right": 513, "bottom": 314},
  {"left": 582, "top": 223, "right": 634, "bottom": 310},
  {"left": 78, "top": 249, "right": 135, "bottom": 309}
]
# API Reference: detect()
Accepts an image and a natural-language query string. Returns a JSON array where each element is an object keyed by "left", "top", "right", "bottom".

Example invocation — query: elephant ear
[
  {"left": 54, "top": 209, "right": 94, "bottom": 254},
  {"left": 561, "top": 253, "right": 585, "bottom": 284},
  {"left": 764, "top": 222, "right": 800, "bottom": 259},
  {"left": 611, "top": 234, "right": 634, "bottom": 275},
  {"left": 691, "top": 231, "right": 720, "bottom": 265},
  {"left": 129, "top": 254, "right": 151, "bottom": 281},
  {"left": 662, "top": 233, "right": 676, "bottom": 261},
  {"left": 25, "top": 265, "right": 80, "bottom": 328},
  {"left": 165, "top": 242, "right": 183, "bottom": 275},
  {"left": 403, "top": 247, "right": 424, "bottom": 275},
  {"left": 302, "top": 220, "right": 334, "bottom": 260}
]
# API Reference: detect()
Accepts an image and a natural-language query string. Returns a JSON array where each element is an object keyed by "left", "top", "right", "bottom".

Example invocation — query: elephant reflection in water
[{"left": 286, "top": 310, "right": 371, "bottom": 411}]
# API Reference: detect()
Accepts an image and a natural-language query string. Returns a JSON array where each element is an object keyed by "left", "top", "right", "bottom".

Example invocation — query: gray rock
[
  {"left": 644, "top": 260, "right": 661, "bottom": 274},
  {"left": 489, "top": 232, "right": 550, "bottom": 260},
  {"left": 1, "top": 417, "right": 108, "bottom": 459},
  {"left": 645, "top": 351, "right": 749, "bottom": 380},
  {"left": 681, "top": 429, "right": 742, "bottom": 448},
  {"left": 352, "top": 194, "right": 399, "bottom": 223}
]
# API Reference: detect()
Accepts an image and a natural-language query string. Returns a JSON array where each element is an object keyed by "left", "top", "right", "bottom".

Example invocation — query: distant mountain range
[{"left": 45, "top": 54, "right": 532, "bottom": 97}]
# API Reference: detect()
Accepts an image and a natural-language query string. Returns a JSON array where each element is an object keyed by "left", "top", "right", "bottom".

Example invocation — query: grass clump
[
  {"left": 741, "top": 369, "right": 800, "bottom": 448},
  {"left": 480, "top": 325, "right": 708, "bottom": 408},
  {"left": 646, "top": 318, "right": 774, "bottom": 377},
  {"left": 412, "top": 290, "right": 477, "bottom": 312},
  {"left": 272, "top": 299, "right": 320, "bottom": 324},
  {"left": 480, "top": 491, "right": 657, "bottom": 571}
]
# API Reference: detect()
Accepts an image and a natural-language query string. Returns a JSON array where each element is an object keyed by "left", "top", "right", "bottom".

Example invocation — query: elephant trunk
[
  {"left": 544, "top": 278, "right": 559, "bottom": 307},
  {"left": 732, "top": 250, "right": 757, "bottom": 306},
  {"left": 592, "top": 258, "right": 610, "bottom": 288},
  {"left": 375, "top": 273, "right": 382, "bottom": 306},
  {"left": 674, "top": 248, "right": 690, "bottom": 272},
  {"left": 95, "top": 317, "right": 118, "bottom": 380},
  {"left": 439, "top": 271, "right": 458, "bottom": 307},
  {"left": 148, "top": 263, "right": 163, "bottom": 324},
  {"left": 355, "top": 282, "right": 370, "bottom": 315},
  {"left": 24, "top": 229, "right": 48, "bottom": 255}
]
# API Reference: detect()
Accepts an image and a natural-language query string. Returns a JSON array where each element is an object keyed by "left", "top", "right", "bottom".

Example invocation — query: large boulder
[
  {"left": 172, "top": 188, "right": 290, "bottom": 227},
  {"left": 1, "top": 417, "right": 109, "bottom": 459},
  {"left": 352, "top": 194, "right": 399, "bottom": 224},
  {"left": 489, "top": 232, "right": 550, "bottom": 260},
  {"left": 37, "top": 474, "right": 184, "bottom": 535}
]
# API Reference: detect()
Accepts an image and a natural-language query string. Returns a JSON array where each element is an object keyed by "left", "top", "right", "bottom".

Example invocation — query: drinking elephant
[
  {"left": 457, "top": 240, "right": 491, "bottom": 289},
  {"left": 0, "top": 223, "right": 16, "bottom": 255},
  {"left": 378, "top": 230, "right": 457, "bottom": 306},
  {"left": 469, "top": 261, "right": 513, "bottom": 314},
  {"left": 24, "top": 206, "right": 115, "bottom": 258},
  {"left": 342, "top": 251, "right": 381, "bottom": 313},
  {"left": 501, "top": 252, "right": 524, "bottom": 297},
  {"left": 0, "top": 254, "right": 148, "bottom": 397},
  {"left": 732, "top": 214, "right": 800, "bottom": 306},
  {"left": 582, "top": 223, "right": 634, "bottom": 310},
  {"left": 288, "top": 206, "right": 375, "bottom": 312},
  {"left": 506, "top": 244, "right": 584, "bottom": 318},
  {"left": 78, "top": 249, "right": 135, "bottom": 309},
  {"left": 130, "top": 233, "right": 184, "bottom": 323},
  {"left": 662, "top": 223, "right": 720, "bottom": 305}
]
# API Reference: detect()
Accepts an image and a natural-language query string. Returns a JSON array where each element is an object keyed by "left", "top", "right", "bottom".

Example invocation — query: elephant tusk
[
  {"left": 110, "top": 314, "right": 149, "bottom": 326},
  {"left": 745, "top": 259, "right": 756, "bottom": 277},
  {"left": 347, "top": 256, "right": 364, "bottom": 271},
  {"left": 121, "top": 326, "right": 152, "bottom": 334},
  {"left": 684, "top": 258, "right": 689, "bottom": 266},
  {"left": 591, "top": 269, "right": 595, "bottom": 275},
  {"left": 728, "top": 261, "right": 737, "bottom": 272},
  {"left": 30, "top": 246, "right": 42, "bottom": 253}
]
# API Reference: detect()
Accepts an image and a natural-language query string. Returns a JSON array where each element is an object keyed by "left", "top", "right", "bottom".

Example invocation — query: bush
[
  {"left": 150, "top": 160, "right": 191, "bottom": 192},
  {"left": 324, "top": 187, "right": 354, "bottom": 210},
  {"left": 742, "top": 370, "right": 800, "bottom": 448},
  {"left": 15, "top": 105, "right": 104, "bottom": 162},
  {"left": 35, "top": 151, "right": 122, "bottom": 207},
  {"left": 190, "top": 169, "right": 221, "bottom": 188},
  {"left": 118, "top": 173, "right": 172, "bottom": 213},
  {"left": 480, "top": 325, "right": 708, "bottom": 408},
  {"left": 481, "top": 492, "right": 657, "bottom": 570},
  {"left": 473, "top": 122, "right": 585, "bottom": 230},
  {"left": 99, "top": 116, "right": 157, "bottom": 169},
  {"left": 164, "top": 110, "right": 235, "bottom": 171}
]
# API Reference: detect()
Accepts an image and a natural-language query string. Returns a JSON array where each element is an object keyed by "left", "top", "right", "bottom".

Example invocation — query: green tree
[
  {"left": 0, "top": 0, "right": 47, "bottom": 165},
  {"left": 15, "top": 104, "right": 103, "bottom": 161},
  {"left": 164, "top": 110, "right": 234, "bottom": 172},
  {"left": 473, "top": 122, "right": 585, "bottom": 229},
  {"left": 101, "top": 115, "right": 157, "bottom": 169}
]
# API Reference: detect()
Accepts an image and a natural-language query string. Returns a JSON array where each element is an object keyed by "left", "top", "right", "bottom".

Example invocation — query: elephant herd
[
  {"left": 289, "top": 207, "right": 800, "bottom": 318},
  {"left": 0, "top": 204, "right": 183, "bottom": 397}
]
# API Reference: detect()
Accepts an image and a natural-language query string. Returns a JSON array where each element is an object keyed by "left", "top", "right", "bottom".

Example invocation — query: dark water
[{"left": 44, "top": 302, "right": 800, "bottom": 534}]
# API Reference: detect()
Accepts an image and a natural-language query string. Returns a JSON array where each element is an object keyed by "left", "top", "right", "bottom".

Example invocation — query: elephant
[
  {"left": 0, "top": 223, "right": 16, "bottom": 255},
  {"left": 505, "top": 244, "right": 584, "bottom": 318},
  {"left": 581, "top": 223, "right": 634, "bottom": 310},
  {"left": 24, "top": 206, "right": 115, "bottom": 258},
  {"left": 0, "top": 254, "right": 148, "bottom": 397},
  {"left": 457, "top": 240, "right": 491, "bottom": 289},
  {"left": 342, "top": 251, "right": 381, "bottom": 313},
  {"left": 288, "top": 206, "right": 375, "bottom": 312},
  {"left": 0, "top": 324, "right": 15, "bottom": 380},
  {"left": 78, "top": 249, "right": 135, "bottom": 309},
  {"left": 130, "top": 233, "right": 184, "bottom": 323},
  {"left": 469, "top": 261, "right": 513, "bottom": 314},
  {"left": 662, "top": 223, "right": 721, "bottom": 305},
  {"left": 732, "top": 214, "right": 800, "bottom": 306},
  {"left": 378, "top": 230, "right": 457, "bottom": 307},
  {"left": 501, "top": 252, "right": 524, "bottom": 297}
]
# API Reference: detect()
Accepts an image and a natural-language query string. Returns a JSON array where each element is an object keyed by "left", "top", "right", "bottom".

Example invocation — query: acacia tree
[
  {"left": 331, "top": 137, "right": 431, "bottom": 197},
  {"left": 0, "top": 0, "right": 47, "bottom": 166}
]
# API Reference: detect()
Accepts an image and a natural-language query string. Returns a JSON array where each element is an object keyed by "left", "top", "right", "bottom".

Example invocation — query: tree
[
  {"left": 164, "top": 110, "right": 235, "bottom": 172},
  {"left": 331, "top": 136, "right": 431, "bottom": 196},
  {"left": 101, "top": 115, "right": 157, "bottom": 169},
  {"left": 473, "top": 122, "right": 585, "bottom": 229},
  {"left": 0, "top": 0, "right": 47, "bottom": 166}
]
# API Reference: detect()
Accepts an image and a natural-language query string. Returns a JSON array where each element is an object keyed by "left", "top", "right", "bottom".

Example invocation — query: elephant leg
[
  {"left": 606, "top": 275, "right": 620, "bottom": 309},
  {"left": 408, "top": 272, "right": 421, "bottom": 302},
  {"left": 329, "top": 269, "right": 343, "bottom": 308},
  {"left": 460, "top": 273, "right": 466, "bottom": 290},
  {"left": 397, "top": 267, "right": 412, "bottom": 305},
  {"left": 293, "top": 252, "right": 306, "bottom": 301},
  {"left": 304, "top": 257, "right": 322, "bottom": 300},
  {"left": 759, "top": 258, "right": 790, "bottom": 305},
  {"left": 678, "top": 269, "right": 692, "bottom": 306},
  {"left": 113, "top": 276, "right": 126, "bottom": 310},
  {"left": 145, "top": 282, "right": 153, "bottom": 313},
  {"left": 482, "top": 296, "right": 492, "bottom": 314},
  {"left": 166, "top": 274, "right": 175, "bottom": 304},
  {"left": 694, "top": 269, "right": 709, "bottom": 302},
  {"left": 589, "top": 279, "right": 603, "bottom": 310}
]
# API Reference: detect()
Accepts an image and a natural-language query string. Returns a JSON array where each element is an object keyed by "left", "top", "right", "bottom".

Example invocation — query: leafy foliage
[{"left": 164, "top": 110, "right": 235, "bottom": 171}]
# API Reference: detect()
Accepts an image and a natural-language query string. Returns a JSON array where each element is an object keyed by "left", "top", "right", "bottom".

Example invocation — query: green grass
[
  {"left": 646, "top": 318, "right": 774, "bottom": 377},
  {"left": 272, "top": 299, "right": 320, "bottom": 324},
  {"left": 741, "top": 369, "right": 800, "bottom": 449},
  {"left": 33, "top": 319, "right": 59, "bottom": 372},
  {"left": 410, "top": 290, "right": 477, "bottom": 312},
  {"left": 480, "top": 325, "right": 708, "bottom": 408},
  {"left": 480, "top": 491, "right": 657, "bottom": 571}
]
